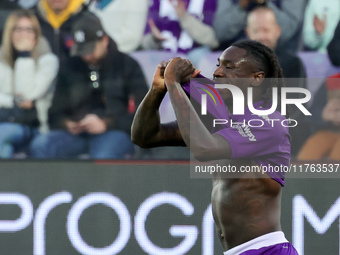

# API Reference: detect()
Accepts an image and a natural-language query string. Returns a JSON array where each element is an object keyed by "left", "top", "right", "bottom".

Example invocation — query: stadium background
[
  {"left": 0, "top": 50, "right": 339, "bottom": 255},
  {"left": 0, "top": 161, "right": 338, "bottom": 255}
]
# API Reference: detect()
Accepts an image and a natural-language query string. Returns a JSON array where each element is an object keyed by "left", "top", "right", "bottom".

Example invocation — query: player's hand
[
  {"left": 65, "top": 120, "right": 84, "bottom": 135},
  {"left": 313, "top": 14, "right": 327, "bottom": 35},
  {"left": 79, "top": 114, "right": 107, "bottom": 134},
  {"left": 151, "top": 61, "right": 168, "bottom": 93},
  {"left": 164, "top": 57, "right": 201, "bottom": 86}
]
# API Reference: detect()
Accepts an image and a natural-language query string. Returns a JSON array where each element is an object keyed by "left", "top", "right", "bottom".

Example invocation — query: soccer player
[{"left": 131, "top": 40, "right": 298, "bottom": 254}]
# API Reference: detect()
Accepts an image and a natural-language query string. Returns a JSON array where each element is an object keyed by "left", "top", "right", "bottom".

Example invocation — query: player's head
[
  {"left": 246, "top": 7, "right": 281, "bottom": 50},
  {"left": 213, "top": 40, "right": 284, "bottom": 107}
]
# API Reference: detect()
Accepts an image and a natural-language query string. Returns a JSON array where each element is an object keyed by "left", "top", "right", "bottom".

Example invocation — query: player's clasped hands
[{"left": 152, "top": 58, "right": 201, "bottom": 92}]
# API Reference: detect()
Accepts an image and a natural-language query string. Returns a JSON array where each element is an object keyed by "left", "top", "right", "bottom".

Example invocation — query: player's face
[{"left": 213, "top": 46, "right": 258, "bottom": 101}]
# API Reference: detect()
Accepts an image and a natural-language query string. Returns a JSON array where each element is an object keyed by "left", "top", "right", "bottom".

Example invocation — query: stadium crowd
[{"left": 0, "top": 0, "right": 339, "bottom": 160}]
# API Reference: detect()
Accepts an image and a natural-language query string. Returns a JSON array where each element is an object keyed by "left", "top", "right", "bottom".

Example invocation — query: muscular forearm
[
  {"left": 131, "top": 87, "right": 166, "bottom": 147},
  {"left": 167, "top": 82, "right": 228, "bottom": 160}
]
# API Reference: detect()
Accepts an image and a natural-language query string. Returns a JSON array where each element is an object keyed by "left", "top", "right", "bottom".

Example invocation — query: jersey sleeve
[{"left": 215, "top": 117, "right": 290, "bottom": 159}]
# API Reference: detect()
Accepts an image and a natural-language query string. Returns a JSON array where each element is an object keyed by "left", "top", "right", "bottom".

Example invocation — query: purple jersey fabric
[
  {"left": 239, "top": 243, "right": 298, "bottom": 255},
  {"left": 146, "top": 0, "right": 217, "bottom": 53},
  {"left": 181, "top": 75, "right": 291, "bottom": 186},
  {"left": 223, "top": 231, "right": 298, "bottom": 255}
]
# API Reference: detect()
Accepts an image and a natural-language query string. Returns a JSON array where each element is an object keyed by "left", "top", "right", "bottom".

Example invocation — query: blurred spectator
[
  {"left": 0, "top": 10, "right": 58, "bottom": 158},
  {"left": 141, "top": 0, "right": 218, "bottom": 65},
  {"left": 89, "top": 0, "right": 148, "bottom": 53},
  {"left": 246, "top": 7, "right": 306, "bottom": 81},
  {"left": 0, "top": 0, "right": 21, "bottom": 44},
  {"left": 33, "top": 0, "right": 90, "bottom": 68},
  {"left": 297, "top": 75, "right": 340, "bottom": 161},
  {"left": 30, "top": 13, "right": 148, "bottom": 159},
  {"left": 303, "top": 0, "right": 340, "bottom": 53},
  {"left": 246, "top": 6, "right": 308, "bottom": 156},
  {"left": 298, "top": 28, "right": 340, "bottom": 160},
  {"left": 327, "top": 20, "right": 340, "bottom": 67},
  {"left": 214, "top": 0, "right": 306, "bottom": 52}
]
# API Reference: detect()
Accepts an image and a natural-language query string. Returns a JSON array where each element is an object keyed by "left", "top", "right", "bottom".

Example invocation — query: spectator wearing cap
[{"left": 30, "top": 13, "right": 149, "bottom": 159}]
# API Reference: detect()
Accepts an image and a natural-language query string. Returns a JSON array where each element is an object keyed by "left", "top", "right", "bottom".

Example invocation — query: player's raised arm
[
  {"left": 131, "top": 62, "right": 186, "bottom": 148},
  {"left": 164, "top": 58, "right": 232, "bottom": 161}
]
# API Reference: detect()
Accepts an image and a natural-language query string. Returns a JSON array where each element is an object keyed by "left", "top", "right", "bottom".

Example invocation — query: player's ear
[{"left": 251, "top": 71, "right": 265, "bottom": 87}]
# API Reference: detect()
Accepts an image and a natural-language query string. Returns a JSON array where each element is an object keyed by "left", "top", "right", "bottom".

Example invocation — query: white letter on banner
[
  {"left": 0, "top": 193, "right": 33, "bottom": 232},
  {"left": 34, "top": 192, "right": 72, "bottom": 255},
  {"left": 202, "top": 204, "right": 215, "bottom": 255},
  {"left": 135, "top": 192, "right": 198, "bottom": 255},
  {"left": 293, "top": 195, "right": 340, "bottom": 255},
  {"left": 67, "top": 192, "right": 131, "bottom": 255}
]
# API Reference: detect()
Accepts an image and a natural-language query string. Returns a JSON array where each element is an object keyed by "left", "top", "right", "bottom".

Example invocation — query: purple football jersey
[
  {"left": 181, "top": 75, "right": 291, "bottom": 186},
  {"left": 238, "top": 243, "right": 298, "bottom": 255},
  {"left": 223, "top": 231, "right": 298, "bottom": 255},
  {"left": 146, "top": 0, "right": 217, "bottom": 53}
]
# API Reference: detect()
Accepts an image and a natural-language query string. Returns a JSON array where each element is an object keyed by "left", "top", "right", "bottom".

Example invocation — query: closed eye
[{"left": 216, "top": 64, "right": 232, "bottom": 69}]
